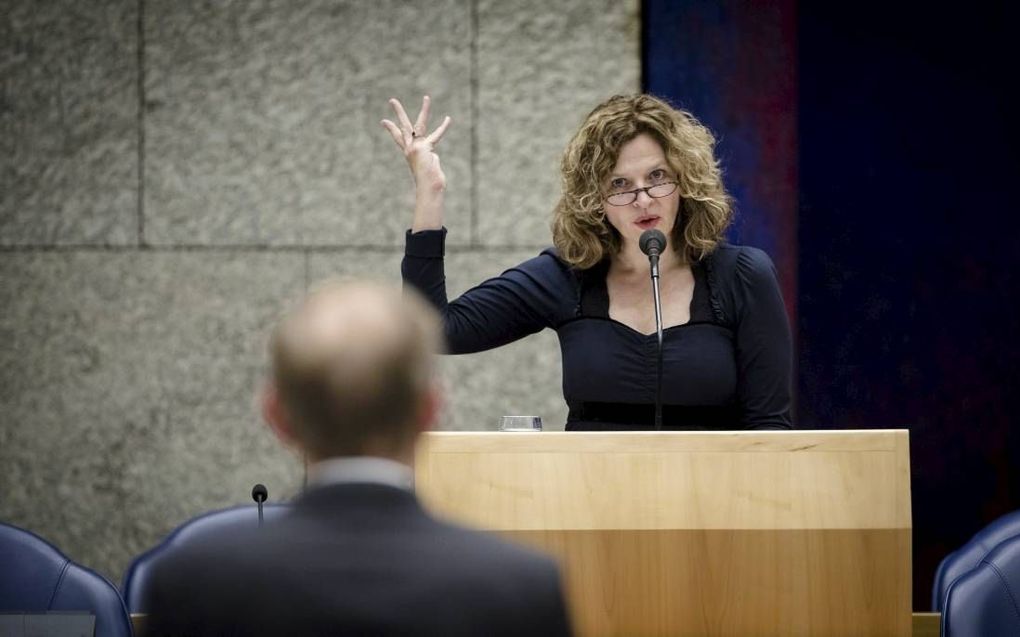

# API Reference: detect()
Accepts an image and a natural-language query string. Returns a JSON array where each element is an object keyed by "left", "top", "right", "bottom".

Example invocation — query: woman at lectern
[{"left": 383, "top": 94, "right": 792, "bottom": 431}]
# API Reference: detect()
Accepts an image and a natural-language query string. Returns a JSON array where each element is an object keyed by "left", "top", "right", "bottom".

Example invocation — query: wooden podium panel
[{"left": 414, "top": 430, "right": 911, "bottom": 636}]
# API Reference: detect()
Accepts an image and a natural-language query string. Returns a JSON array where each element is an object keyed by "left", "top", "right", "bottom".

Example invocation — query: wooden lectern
[{"left": 414, "top": 430, "right": 911, "bottom": 636}]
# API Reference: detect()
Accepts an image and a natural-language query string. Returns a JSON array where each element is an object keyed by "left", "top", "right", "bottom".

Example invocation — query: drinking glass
[{"left": 499, "top": 416, "right": 543, "bottom": 432}]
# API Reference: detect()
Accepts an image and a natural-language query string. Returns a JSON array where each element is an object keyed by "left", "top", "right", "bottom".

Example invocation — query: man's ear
[
  {"left": 261, "top": 382, "right": 299, "bottom": 448},
  {"left": 415, "top": 380, "right": 444, "bottom": 435}
]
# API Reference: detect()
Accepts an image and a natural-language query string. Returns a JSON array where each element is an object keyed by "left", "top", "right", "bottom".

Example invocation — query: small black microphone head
[
  {"left": 251, "top": 483, "right": 268, "bottom": 503},
  {"left": 639, "top": 229, "right": 667, "bottom": 257}
]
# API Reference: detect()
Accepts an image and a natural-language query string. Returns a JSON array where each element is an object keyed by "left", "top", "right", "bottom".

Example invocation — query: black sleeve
[
  {"left": 504, "top": 556, "right": 574, "bottom": 637},
  {"left": 539, "top": 564, "right": 575, "bottom": 637},
  {"left": 142, "top": 548, "right": 250, "bottom": 637},
  {"left": 401, "top": 228, "right": 571, "bottom": 354},
  {"left": 142, "top": 553, "right": 217, "bottom": 637},
  {"left": 732, "top": 247, "right": 794, "bottom": 429}
]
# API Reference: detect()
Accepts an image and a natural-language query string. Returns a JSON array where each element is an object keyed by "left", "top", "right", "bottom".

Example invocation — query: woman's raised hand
[{"left": 382, "top": 96, "right": 452, "bottom": 195}]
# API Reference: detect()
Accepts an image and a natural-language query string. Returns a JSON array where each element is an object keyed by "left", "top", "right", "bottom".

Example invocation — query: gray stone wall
[{"left": 0, "top": 0, "right": 639, "bottom": 582}]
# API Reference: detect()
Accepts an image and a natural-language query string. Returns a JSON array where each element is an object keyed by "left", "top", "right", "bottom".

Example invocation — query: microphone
[
  {"left": 639, "top": 229, "right": 666, "bottom": 270},
  {"left": 251, "top": 483, "right": 268, "bottom": 528},
  {"left": 639, "top": 229, "right": 667, "bottom": 431}
]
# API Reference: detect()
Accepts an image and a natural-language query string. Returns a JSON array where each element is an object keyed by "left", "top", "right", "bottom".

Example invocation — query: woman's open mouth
[{"left": 635, "top": 215, "right": 660, "bottom": 230}]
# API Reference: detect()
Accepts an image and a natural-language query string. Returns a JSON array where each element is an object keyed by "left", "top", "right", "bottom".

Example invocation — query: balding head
[{"left": 266, "top": 280, "right": 442, "bottom": 462}]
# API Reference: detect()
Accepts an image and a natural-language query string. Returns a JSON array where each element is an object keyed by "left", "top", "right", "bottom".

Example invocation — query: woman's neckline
[{"left": 578, "top": 256, "right": 715, "bottom": 328}]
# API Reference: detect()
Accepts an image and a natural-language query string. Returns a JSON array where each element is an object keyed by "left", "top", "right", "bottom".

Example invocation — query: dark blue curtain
[
  {"left": 643, "top": 0, "right": 798, "bottom": 326},
  {"left": 645, "top": 0, "right": 1019, "bottom": 609}
]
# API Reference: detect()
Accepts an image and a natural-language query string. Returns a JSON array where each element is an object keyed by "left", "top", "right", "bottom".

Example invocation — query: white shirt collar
[{"left": 306, "top": 456, "right": 414, "bottom": 491}]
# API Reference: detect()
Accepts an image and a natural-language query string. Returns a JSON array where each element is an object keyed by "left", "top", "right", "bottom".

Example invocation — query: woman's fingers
[
  {"left": 380, "top": 119, "right": 405, "bottom": 148},
  {"left": 414, "top": 95, "right": 431, "bottom": 135},
  {"left": 385, "top": 96, "right": 451, "bottom": 151},
  {"left": 427, "top": 115, "right": 452, "bottom": 145},
  {"left": 389, "top": 98, "right": 415, "bottom": 135}
]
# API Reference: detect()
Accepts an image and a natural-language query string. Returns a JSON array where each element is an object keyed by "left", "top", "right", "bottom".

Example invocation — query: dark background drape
[{"left": 644, "top": 0, "right": 1019, "bottom": 609}]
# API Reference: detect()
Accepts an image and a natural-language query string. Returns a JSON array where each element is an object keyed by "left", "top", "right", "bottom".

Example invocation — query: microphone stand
[
  {"left": 639, "top": 229, "right": 667, "bottom": 431},
  {"left": 649, "top": 252, "right": 664, "bottom": 431},
  {"left": 251, "top": 483, "right": 268, "bottom": 528}
]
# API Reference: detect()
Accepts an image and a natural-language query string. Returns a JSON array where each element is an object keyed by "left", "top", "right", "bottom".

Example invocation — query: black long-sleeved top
[{"left": 402, "top": 228, "right": 793, "bottom": 430}]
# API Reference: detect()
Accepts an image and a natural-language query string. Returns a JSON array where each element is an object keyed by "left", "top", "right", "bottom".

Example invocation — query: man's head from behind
[{"left": 262, "top": 280, "right": 442, "bottom": 464}]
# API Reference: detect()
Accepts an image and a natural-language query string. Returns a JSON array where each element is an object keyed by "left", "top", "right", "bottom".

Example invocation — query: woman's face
[{"left": 602, "top": 133, "right": 680, "bottom": 252}]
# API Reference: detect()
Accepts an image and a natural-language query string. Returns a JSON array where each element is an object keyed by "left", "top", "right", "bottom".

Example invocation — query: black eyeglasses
[{"left": 605, "top": 182, "right": 679, "bottom": 206}]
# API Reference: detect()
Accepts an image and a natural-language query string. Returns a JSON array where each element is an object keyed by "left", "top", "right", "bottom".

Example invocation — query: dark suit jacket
[{"left": 143, "top": 483, "right": 572, "bottom": 637}]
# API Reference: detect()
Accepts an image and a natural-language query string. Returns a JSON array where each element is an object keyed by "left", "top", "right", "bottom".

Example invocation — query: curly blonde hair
[{"left": 552, "top": 94, "right": 733, "bottom": 268}]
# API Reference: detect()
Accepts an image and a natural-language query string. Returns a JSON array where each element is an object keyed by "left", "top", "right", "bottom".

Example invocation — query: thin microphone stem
[
  {"left": 639, "top": 229, "right": 667, "bottom": 431},
  {"left": 650, "top": 253, "right": 664, "bottom": 431},
  {"left": 252, "top": 483, "right": 268, "bottom": 529}
]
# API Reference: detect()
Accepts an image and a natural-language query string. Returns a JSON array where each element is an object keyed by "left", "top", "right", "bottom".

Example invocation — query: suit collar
[
  {"left": 293, "top": 481, "right": 422, "bottom": 513},
  {"left": 306, "top": 456, "right": 413, "bottom": 491}
]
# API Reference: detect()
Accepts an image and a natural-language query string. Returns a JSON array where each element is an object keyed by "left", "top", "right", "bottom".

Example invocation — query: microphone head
[
  {"left": 639, "top": 229, "right": 667, "bottom": 256},
  {"left": 251, "top": 483, "right": 268, "bottom": 503}
]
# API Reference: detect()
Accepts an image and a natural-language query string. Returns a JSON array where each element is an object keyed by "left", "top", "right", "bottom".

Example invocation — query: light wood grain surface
[{"left": 415, "top": 430, "right": 913, "bottom": 636}]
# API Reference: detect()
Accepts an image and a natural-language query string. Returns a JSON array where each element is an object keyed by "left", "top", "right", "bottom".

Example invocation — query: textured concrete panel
[
  {"left": 0, "top": 0, "right": 138, "bottom": 246},
  {"left": 309, "top": 248, "right": 568, "bottom": 431},
  {"left": 144, "top": 1, "right": 472, "bottom": 247},
  {"left": 0, "top": 251, "right": 305, "bottom": 581},
  {"left": 476, "top": 0, "right": 641, "bottom": 246}
]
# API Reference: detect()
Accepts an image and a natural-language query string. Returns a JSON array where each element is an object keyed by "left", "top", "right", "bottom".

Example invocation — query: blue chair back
[
  {"left": 932, "top": 508, "right": 1020, "bottom": 611},
  {"left": 122, "top": 503, "right": 289, "bottom": 612},
  {"left": 0, "top": 521, "right": 133, "bottom": 637},
  {"left": 941, "top": 532, "right": 1020, "bottom": 637}
]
